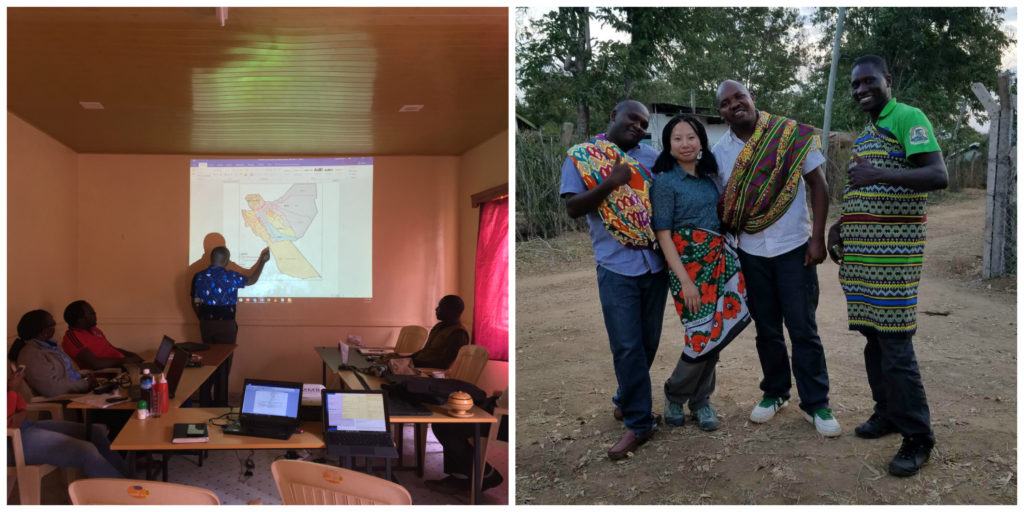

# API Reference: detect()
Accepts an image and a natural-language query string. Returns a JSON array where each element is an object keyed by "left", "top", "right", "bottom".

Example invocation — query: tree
[
  {"left": 810, "top": 7, "right": 1013, "bottom": 138},
  {"left": 517, "top": 7, "right": 605, "bottom": 139}
]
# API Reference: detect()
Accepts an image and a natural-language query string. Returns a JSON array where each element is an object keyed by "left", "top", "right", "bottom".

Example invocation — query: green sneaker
[
  {"left": 749, "top": 396, "right": 788, "bottom": 423},
  {"left": 802, "top": 407, "right": 842, "bottom": 437},
  {"left": 665, "top": 400, "right": 685, "bottom": 426},
  {"left": 692, "top": 404, "right": 720, "bottom": 431}
]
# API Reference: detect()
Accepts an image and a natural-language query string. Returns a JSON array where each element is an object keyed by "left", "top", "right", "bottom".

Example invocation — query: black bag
[{"left": 382, "top": 375, "right": 487, "bottom": 406}]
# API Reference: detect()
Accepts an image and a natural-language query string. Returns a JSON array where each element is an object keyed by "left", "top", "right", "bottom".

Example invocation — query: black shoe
[
  {"left": 855, "top": 413, "right": 897, "bottom": 439},
  {"left": 481, "top": 468, "right": 504, "bottom": 491},
  {"left": 888, "top": 434, "right": 935, "bottom": 477}
]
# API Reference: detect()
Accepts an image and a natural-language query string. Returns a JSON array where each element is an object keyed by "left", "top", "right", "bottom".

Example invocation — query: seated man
[
  {"left": 61, "top": 300, "right": 143, "bottom": 371},
  {"left": 401, "top": 295, "right": 469, "bottom": 370},
  {"left": 426, "top": 390, "right": 505, "bottom": 494}
]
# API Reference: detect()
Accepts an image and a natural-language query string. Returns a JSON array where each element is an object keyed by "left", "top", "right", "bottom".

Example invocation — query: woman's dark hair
[
  {"left": 17, "top": 309, "right": 53, "bottom": 342},
  {"left": 651, "top": 114, "right": 718, "bottom": 179},
  {"left": 63, "top": 300, "right": 90, "bottom": 325}
]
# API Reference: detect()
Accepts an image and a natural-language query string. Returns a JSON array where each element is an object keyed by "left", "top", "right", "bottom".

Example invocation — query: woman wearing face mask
[{"left": 649, "top": 115, "right": 751, "bottom": 431}]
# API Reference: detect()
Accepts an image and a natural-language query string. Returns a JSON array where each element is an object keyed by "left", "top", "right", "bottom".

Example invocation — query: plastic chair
[
  {"left": 446, "top": 345, "right": 490, "bottom": 385},
  {"left": 393, "top": 325, "right": 428, "bottom": 354},
  {"left": 68, "top": 479, "right": 220, "bottom": 505},
  {"left": 7, "top": 402, "right": 77, "bottom": 504},
  {"left": 271, "top": 459, "right": 411, "bottom": 505},
  {"left": 476, "top": 388, "right": 509, "bottom": 487}
]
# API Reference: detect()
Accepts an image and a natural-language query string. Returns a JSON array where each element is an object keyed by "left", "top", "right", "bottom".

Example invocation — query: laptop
[
  {"left": 139, "top": 335, "right": 176, "bottom": 373},
  {"left": 164, "top": 347, "right": 190, "bottom": 399},
  {"left": 321, "top": 390, "right": 398, "bottom": 458},
  {"left": 222, "top": 379, "right": 302, "bottom": 440}
]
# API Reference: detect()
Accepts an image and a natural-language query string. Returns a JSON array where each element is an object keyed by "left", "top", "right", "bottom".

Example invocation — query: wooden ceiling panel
[{"left": 8, "top": 7, "right": 508, "bottom": 155}]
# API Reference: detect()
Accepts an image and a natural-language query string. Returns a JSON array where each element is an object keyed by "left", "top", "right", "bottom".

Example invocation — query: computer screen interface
[{"left": 325, "top": 393, "right": 387, "bottom": 432}]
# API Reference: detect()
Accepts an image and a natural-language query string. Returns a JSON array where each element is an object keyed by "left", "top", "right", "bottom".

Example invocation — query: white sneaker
[
  {"left": 803, "top": 408, "right": 842, "bottom": 437},
  {"left": 750, "top": 396, "right": 788, "bottom": 423}
]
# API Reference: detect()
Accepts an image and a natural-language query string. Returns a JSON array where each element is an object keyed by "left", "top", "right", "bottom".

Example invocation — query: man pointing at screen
[{"left": 191, "top": 245, "right": 270, "bottom": 406}]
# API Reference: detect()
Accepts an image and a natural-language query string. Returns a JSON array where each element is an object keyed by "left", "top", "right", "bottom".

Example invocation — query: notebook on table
[{"left": 172, "top": 423, "right": 209, "bottom": 443}]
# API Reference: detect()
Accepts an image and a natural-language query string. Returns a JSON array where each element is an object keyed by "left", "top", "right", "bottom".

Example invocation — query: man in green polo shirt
[{"left": 828, "top": 54, "right": 948, "bottom": 477}]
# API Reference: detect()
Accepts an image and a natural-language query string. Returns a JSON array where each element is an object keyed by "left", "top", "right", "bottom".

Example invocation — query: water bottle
[{"left": 140, "top": 369, "right": 153, "bottom": 410}]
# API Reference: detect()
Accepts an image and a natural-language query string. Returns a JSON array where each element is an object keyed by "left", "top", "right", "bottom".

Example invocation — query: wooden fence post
[{"left": 972, "top": 72, "right": 1016, "bottom": 278}]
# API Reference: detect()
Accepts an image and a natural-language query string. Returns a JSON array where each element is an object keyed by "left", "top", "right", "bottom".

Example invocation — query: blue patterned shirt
[{"left": 192, "top": 266, "right": 247, "bottom": 320}]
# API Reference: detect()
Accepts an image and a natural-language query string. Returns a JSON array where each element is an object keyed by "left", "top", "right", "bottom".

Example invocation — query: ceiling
[{"left": 7, "top": 7, "right": 508, "bottom": 155}]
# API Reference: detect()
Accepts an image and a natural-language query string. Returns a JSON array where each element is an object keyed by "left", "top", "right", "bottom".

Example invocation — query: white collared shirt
[{"left": 711, "top": 128, "right": 826, "bottom": 258}]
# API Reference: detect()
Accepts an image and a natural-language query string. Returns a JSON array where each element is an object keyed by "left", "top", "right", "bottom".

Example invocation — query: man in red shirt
[{"left": 61, "top": 300, "right": 143, "bottom": 370}]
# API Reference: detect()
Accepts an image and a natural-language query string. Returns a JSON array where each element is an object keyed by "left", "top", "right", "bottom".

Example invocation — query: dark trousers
[
  {"left": 863, "top": 332, "right": 932, "bottom": 437},
  {"left": 738, "top": 243, "right": 830, "bottom": 413},
  {"left": 596, "top": 266, "right": 668, "bottom": 436},
  {"left": 198, "top": 319, "right": 237, "bottom": 407},
  {"left": 664, "top": 352, "right": 718, "bottom": 412},
  {"left": 432, "top": 423, "right": 494, "bottom": 478}
]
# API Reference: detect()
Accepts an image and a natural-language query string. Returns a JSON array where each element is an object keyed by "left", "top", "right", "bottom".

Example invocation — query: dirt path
[{"left": 515, "top": 190, "right": 1016, "bottom": 505}]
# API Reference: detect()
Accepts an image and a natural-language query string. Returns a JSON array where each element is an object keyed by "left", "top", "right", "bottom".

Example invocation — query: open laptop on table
[
  {"left": 137, "top": 335, "right": 176, "bottom": 373},
  {"left": 321, "top": 390, "right": 398, "bottom": 458},
  {"left": 164, "top": 347, "right": 190, "bottom": 399},
  {"left": 223, "top": 379, "right": 302, "bottom": 440}
]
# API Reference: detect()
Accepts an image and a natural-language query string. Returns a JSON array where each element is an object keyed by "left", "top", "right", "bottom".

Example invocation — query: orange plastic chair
[
  {"left": 394, "top": 325, "right": 428, "bottom": 354},
  {"left": 68, "top": 479, "right": 220, "bottom": 505},
  {"left": 446, "top": 345, "right": 490, "bottom": 385},
  {"left": 271, "top": 459, "right": 411, "bottom": 505}
]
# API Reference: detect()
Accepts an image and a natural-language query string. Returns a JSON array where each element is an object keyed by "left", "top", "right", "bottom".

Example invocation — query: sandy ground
[{"left": 515, "top": 189, "right": 1016, "bottom": 505}]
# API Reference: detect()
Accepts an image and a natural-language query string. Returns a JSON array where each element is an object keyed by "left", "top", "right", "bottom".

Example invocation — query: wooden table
[
  {"left": 68, "top": 344, "right": 236, "bottom": 440},
  {"left": 314, "top": 346, "right": 497, "bottom": 504}
]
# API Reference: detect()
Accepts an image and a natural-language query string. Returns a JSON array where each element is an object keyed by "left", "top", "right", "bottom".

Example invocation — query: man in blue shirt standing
[
  {"left": 559, "top": 100, "right": 667, "bottom": 460},
  {"left": 191, "top": 245, "right": 270, "bottom": 406}
]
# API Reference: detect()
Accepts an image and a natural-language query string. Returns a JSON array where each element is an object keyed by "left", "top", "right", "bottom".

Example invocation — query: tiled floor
[{"left": 14, "top": 424, "right": 508, "bottom": 505}]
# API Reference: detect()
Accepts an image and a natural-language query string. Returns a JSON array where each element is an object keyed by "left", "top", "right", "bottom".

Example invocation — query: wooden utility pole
[{"left": 972, "top": 71, "right": 1016, "bottom": 278}]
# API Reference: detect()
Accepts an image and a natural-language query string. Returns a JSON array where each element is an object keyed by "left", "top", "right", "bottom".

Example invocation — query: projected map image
[
  {"left": 242, "top": 183, "right": 321, "bottom": 279},
  {"left": 190, "top": 157, "right": 373, "bottom": 298}
]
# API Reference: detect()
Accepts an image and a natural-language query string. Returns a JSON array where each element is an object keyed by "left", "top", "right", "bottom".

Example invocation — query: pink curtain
[{"left": 473, "top": 197, "right": 509, "bottom": 361}]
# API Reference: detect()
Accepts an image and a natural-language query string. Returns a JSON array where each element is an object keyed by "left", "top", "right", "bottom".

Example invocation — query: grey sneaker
[
  {"left": 802, "top": 407, "right": 842, "bottom": 437},
  {"left": 750, "top": 396, "right": 788, "bottom": 423},
  {"left": 692, "top": 404, "right": 720, "bottom": 431},
  {"left": 665, "top": 400, "right": 685, "bottom": 426}
]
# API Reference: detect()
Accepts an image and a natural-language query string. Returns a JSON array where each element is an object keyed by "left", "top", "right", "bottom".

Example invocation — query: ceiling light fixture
[
  {"left": 216, "top": 7, "right": 229, "bottom": 27},
  {"left": 399, "top": 105, "right": 424, "bottom": 112},
  {"left": 79, "top": 101, "right": 104, "bottom": 110}
]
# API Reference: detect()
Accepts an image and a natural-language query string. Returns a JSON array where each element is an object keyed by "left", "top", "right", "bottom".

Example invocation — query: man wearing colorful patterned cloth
[
  {"left": 191, "top": 245, "right": 270, "bottom": 406},
  {"left": 828, "top": 55, "right": 948, "bottom": 477},
  {"left": 559, "top": 100, "right": 667, "bottom": 460},
  {"left": 712, "top": 80, "right": 840, "bottom": 437}
]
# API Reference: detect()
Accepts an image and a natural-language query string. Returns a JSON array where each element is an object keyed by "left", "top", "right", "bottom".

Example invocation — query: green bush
[{"left": 516, "top": 131, "right": 585, "bottom": 240}]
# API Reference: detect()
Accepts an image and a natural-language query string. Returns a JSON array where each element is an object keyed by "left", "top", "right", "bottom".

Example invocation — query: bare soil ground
[{"left": 515, "top": 189, "right": 1016, "bottom": 505}]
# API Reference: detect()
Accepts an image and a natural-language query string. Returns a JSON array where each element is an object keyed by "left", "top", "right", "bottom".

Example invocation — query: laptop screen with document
[
  {"left": 324, "top": 392, "right": 387, "bottom": 432},
  {"left": 241, "top": 382, "right": 301, "bottom": 419}
]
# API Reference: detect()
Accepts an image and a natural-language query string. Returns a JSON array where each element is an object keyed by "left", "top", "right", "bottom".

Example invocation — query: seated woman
[
  {"left": 62, "top": 300, "right": 143, "bottom": 371},
  {"left": 650, "top": 115, "right": 751, "bottom": 431},
  {"left": 8, "top": 365, "right": 128, "bottom": 478},
  {"left": 15, "top": 310, "right": 95, "bottom": 398}
]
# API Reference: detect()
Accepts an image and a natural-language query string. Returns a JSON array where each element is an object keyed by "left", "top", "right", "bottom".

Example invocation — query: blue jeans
[
  {"left": 18, "top": 420, "right": 128, "bottom": 478},
  {"left": 738, "top": 243, "right": 830, "bottom": 413},
  {"left": 597, "top": 266, "right": 668, "bottom": 435}
]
